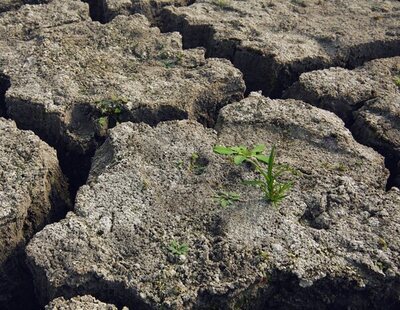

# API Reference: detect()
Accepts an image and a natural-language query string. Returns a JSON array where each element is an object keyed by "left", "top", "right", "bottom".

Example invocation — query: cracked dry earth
[{"left": 0, "top": 0, "right": 399, "bottom": 309}]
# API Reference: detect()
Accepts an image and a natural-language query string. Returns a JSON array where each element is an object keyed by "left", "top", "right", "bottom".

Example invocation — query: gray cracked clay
[
  {"left": 161, "top": 0, "right": 400, "bottom": 96},
  {"left": 0, "top": 118, "right": 70, "bottom": 309},
  {"left": 45, "top": 295, "right": 126, "bottom": 310},
  {"left": 285, "top": 57, "right": 400, "bottom": 186},
  {"left": 0, "top": 0, "right": 244, "bottom": 159},
  {"left": 27, "top": 94, "right": 400, "bottom": 309}
]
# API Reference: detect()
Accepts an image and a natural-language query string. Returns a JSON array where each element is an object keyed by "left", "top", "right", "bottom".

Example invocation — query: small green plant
[
  {"left": 189, "top": 152, "right": 207, "bottom": 175},
  {"left": 214, "top": 144, "right": 294, "bottom": 205},
  {"left": 95, "top": 97, "right": 127, "bottom": 129},
  {"left": 168, "top": 240, "right": 189, "bottom": 256},
  {"left": 213, "top": 0, "right": 231, "bottom": 9},
  {"left": 214, "top": 191, "right": 241, "bottom": 207},
  {"left": 159, "top": 51, "right": 184, "bottom": 68},
  {"left": 394, "top": 75, "right": 400, "bottom": 87},
  {"left": 175, "top": 159, "right": 184, "bottom": 169}
]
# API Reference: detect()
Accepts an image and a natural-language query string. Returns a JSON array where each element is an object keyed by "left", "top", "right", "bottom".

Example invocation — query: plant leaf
[
  {"left": 234, "top": 155, "right": 247, "bottom": 165},
  {"left": 255, "top": 154, "right": 270, "bottom": 164},
  {"left": 251, "top": 144, "right": 266, "bottom": 154},
  {"left": 213, "top": 145, "right": 235, "bottom": 155},
  {"left": 231, "top": 146, "right": 246, "bottom": 154},
  {"left": 98, "top": 116, "right": 108, "bottom": 128},
  {"left": 243, "top": 179, "right": 264, "bottom": 187},
  {"left": 229, "top": 192, "right": 241, "bottom": 200}
]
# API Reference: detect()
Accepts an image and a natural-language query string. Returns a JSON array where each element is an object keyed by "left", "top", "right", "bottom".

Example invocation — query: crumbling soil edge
[{"left": 0, "top": 75, "right": 89, "bottom": 309}]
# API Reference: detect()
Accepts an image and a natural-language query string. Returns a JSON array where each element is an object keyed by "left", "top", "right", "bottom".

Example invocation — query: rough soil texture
[
  {"left": 161, "top": 0, "right": 400, "bottom": 96},
  {"left": 88, "top": 0, "right": 193, "bottom": 23},
  {"left": 0, "top": 118, "right": 70, "bottom": 309},
  {"left": 1, "top": 0, "right": 399, "bottom": 309},
  {"left": 45, "top": 295, "right": 123, "bottom": 310},
  {"left": 285, "top": 57, "right": 400, "bottom": 187},
  {"left": 0, "top": 0, "right": 50, "bottom": 12},
  {"left": 0, "top": 0, "right": 244, "bottom": 188},
  {"left": 26, "top": 94, "right": 400, "bottom": 309}
]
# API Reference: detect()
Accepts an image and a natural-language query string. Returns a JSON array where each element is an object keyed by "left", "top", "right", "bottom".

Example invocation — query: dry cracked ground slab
[
  {"left": 45, "top": 295, "right": 124, "bottom": 310},
  {"left": 0, "top": 0, "right": 244, "bottom": 189},
  {"left": 161, "top": 0, "right": 400, "bottom": 97},
  {"left": 0, "top": 118, "right": 70, "bottom": 310},
  {"left": 0, "top": 0, "right": 190, "bottom": 24},
  {"left": 85, "top": 0, "right": 193, "bottom": 23},
  {"left": 26, "top": 94, "right": 400, "bottom": 309},
  {"left": 284, "top": 57, "right": 400, "bottom": 187},
  {"left": 0, "top": 0, "right": 399, "bottom": 309},
  {"left": 0, "top": 0, "right": 51, "bottom": 12}
]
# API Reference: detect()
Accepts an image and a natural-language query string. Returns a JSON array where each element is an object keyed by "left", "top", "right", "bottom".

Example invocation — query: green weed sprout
[
  {"left": 213, "top": 0, "right": 231, "bottom": 9},
  {"left": 394, "top": 75, "right": 400, "bottom": 87},
  {"left": 95, "top": 97, "right": 127, "bottom": 129},
  {"left": 168, "top": 240, "right": 189, "bottom": 256},
  {"left": 189, "top": 152, "right": 207, "bottom": 175},
  {"left": 213, "top": 144, "right": 294, "bottom": 205},
  {"left": 214, "top": 191, "right": 240, "bottom": 207}
]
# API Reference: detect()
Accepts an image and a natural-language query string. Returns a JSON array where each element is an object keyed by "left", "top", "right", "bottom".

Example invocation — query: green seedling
[
  {"left": 159, "top": 51, "right": 184, "bottom": 68},
  {"left": 97, "top": 116, "right": 108, "bottom": 129},
  {"left": 214, "top": 144, "right": 270, "bottom": 165},
  {"left": 175, "top": 160, "right": 184, "bottom": 169},
  {"left": 214, "top": 191, "right": 241, "bottom": 207},
  {"left": 394, "top": 75, "right": 400, "bottom": 87},
  {"left": 213, "top": 0, "right": 231, "bottom": 8},
  {"left": 95, "top": 97, "right": 127, "bottom": 129},
  {"left": 168, "top": 240, "right": 189, "bottom": 256},
  {"left": 214, "top": 144, "right": 294, "bottom": 205},
  {"left": 189, "top": 152, "right": 207, "bottom": 175}
]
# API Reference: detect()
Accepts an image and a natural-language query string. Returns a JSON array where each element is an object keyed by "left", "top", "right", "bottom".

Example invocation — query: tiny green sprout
[
  {"left": 394, "top": 75, "right": 400, "bottom": 87},
  {"left": 214, "top": 191, "right": 241, "bottom": 207},
  {"left": 213, "top": 0, "right": 231, "bottom": 8},
  {"left": 378, "top": 238, "right": 388, "bottom": 251},
  {"left": 159, "top": 51, "right": 184, "bottom": 68},
  {"left": 214, "top": 144, "right": 294, "bottom": 205},
  {"left": 168, "top": 240, "right": 189, "bottom": 256},
  {"left": 163, "top": 60, "right": 177, "bottom": 69},
  {"left": 175, "top": 160, "right": 184, "bottom": 169},
  {"left": 95, "top": 97, "right": 127, "bottom": 129},
  {"left": 335, "top": 163, "right": 347, "bottom": 172},
  {"left": 97, "top": 116, "right": 108, "bottom": 128},
  {"left": 189, "top": 152, "right": 207, "bottom": 175},
  {"left": 259, "top": 250, "right": 270, "bottom": 262}
]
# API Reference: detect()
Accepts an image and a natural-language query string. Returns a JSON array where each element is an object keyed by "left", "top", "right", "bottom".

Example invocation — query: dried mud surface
[
  {"left": 27, "top": 95, "right": 400, "bottom": 309},
  {"left": 0, "top": 0, "right": 399, "bottom": 309},
  {"left": 0, "top": 118, "right": 70, "bottom": 309},
  {"left": 161, "top": 0, "right": 400, "bottom": 96}
]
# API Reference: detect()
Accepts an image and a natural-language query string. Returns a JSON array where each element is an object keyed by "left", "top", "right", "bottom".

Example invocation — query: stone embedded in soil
[
  {"left": 26, "top": 94, "right": 400, "bottom": 309},
  {"left": 284, "top": 57, "right": 400, "bottom": 186},
  {"left": 161, "top": 0, "right": 400, "bottom": 96},
  {"left": 0, "top": 118, "right": 70, "bottom": 309},
  {"left": 45, "top": 295, "right": 124, "bottom": 310},
  {"left": 0, "top": 0, "right": 244, "bottom": 160}
]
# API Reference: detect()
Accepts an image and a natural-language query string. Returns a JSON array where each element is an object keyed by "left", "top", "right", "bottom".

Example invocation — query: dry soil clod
[
  {"left": 0, "top": 118, "right": 71, "bottom": 310},
  {"left": 161, "top": 0, "right": 400, "bottom": 97},
  {"left": 26, "top": 95, "right": 400, "bottom": 309},
  {"left": 285, "top": 57, "right": 400, "bottom": 188}
]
